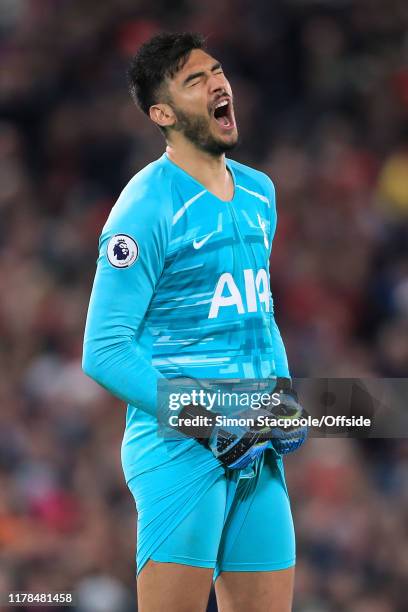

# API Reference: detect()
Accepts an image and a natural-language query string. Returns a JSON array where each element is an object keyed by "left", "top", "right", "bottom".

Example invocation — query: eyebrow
[{"left": 182, "top": 62, "right": 222, "bottom": 86}]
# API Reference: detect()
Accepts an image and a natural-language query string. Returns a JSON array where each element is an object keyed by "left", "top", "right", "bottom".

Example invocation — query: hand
[
  {"left": 266, "top": 377, "right": 308, "bottom": 455},
  {"left": 165, "top": 378, "right": 308, "bottom": 469},
  {"left": 174, "top": 403, "right": 279, "bottom": 470}
]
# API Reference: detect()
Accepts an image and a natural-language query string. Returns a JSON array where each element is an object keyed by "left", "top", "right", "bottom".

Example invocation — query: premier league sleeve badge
[{"left": 107, "top": 234, "right": 139, "bottom": 268}]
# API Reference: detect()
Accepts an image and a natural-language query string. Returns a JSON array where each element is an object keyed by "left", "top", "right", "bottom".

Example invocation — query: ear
[{"left": 149, "top": 104, "right": 175, "bottom": 128}]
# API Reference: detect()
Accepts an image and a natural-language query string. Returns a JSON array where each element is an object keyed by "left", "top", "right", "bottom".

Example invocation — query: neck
[{"left": 165, "top": 139, "right": 231, "bottom": 195}]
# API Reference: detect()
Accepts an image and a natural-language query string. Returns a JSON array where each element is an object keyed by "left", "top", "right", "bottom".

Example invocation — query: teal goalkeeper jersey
[{"left": 82, "top": 153, "right": 290, "bottom": 475}]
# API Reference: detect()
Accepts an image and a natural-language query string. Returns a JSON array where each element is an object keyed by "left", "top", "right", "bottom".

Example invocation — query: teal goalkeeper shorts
[{"left": 126, "top": 442, "right": 296, "bottom": 579}]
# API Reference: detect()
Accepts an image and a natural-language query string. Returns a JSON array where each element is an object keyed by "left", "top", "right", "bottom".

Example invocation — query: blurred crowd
[{"left": 0, "top": 0, "right": 407, "bottom": 610}]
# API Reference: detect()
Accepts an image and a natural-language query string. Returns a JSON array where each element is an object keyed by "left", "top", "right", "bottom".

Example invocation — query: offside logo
[{"left": 107, "top": 234, "right": 139, "bottom": 268}]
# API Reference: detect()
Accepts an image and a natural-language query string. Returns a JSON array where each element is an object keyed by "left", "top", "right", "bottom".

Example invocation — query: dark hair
[{"left": 128, "top": 32, "right": 206, "bottom": 115}]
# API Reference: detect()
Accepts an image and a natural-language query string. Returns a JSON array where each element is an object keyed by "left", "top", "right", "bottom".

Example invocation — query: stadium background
[{"left": 0, "top": 0, "right": 407, "bottom": 610}]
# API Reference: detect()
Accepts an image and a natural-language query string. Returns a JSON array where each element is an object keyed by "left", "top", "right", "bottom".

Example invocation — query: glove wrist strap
[{"left": 177, "top": 403, "right": 217, "bottom": 446}]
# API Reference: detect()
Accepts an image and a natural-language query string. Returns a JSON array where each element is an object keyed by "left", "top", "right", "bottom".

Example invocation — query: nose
[{"left": 208, "top": 73, "right": 228, "bottom": 96}]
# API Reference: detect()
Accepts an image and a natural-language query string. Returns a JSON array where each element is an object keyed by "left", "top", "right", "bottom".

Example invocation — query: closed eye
[
  {"left": 183, "top": 62, "right": 224, "bottom": 87},
  {"left": 189, "top": 70, "right": 222, "bottom": 86}
]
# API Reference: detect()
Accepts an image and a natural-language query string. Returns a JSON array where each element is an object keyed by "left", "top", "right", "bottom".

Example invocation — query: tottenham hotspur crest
[{"left": 107, "top": 234, "right": 139, "bottom": 268}]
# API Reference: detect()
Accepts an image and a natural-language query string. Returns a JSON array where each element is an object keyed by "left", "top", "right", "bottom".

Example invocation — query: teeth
[{"left": 215, "top": 100, "right": 228, "bottom": 109}]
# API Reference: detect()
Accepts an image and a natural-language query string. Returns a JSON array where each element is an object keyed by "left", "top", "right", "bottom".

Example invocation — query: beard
[{"left": 172, "top": 106, "right": 238, "bottom": 156}]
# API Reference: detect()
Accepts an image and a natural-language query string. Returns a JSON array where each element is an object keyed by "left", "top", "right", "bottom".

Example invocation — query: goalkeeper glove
[
  {"left": 167, "top": 378, "right": 308, "bottom": 470},
  {"left": 267, "top": 377, "right": 308, "bottom": 455},
  {"left": 176, "top": 401, "right": 276, "bottom": 470}
]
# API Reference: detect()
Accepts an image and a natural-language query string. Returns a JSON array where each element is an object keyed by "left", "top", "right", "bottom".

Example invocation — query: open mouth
[{"left": 212, "top": 99, "right": 235, "bottom": 130}]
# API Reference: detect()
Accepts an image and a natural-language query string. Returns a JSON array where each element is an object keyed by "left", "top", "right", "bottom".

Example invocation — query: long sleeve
[
  {"left": 266, "top": 175, "right": 291, "bottom": 378},
  {"left": 82, "top": 176, "right": 172, "bottom": 417},
  {"left": 269, "top": 295, "right": 291, "bottom": 377}
]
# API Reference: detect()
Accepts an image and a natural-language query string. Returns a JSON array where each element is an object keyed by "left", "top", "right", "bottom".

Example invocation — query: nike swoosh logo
[{"left": 193, "top": 231, "right": 216, "bottom": 250}]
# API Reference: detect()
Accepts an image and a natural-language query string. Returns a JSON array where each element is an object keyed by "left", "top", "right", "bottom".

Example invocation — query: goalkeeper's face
[{"left": 152, "top": 49, "right": 238, "bottom": 155}]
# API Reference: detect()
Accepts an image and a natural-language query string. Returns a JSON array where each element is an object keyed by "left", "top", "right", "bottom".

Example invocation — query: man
[{"left": 83, "top": 32, "right": 302, "bottom": 612}]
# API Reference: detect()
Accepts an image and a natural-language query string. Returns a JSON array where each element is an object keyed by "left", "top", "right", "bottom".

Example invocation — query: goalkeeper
[{"left": 83, "top": 32, "right": 307, "bottom": 612}]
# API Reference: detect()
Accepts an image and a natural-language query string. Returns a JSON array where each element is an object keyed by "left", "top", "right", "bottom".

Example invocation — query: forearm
[
  {"left": 82, "top": 333, "right": 164, "bottom": 416},
  {"left": 270, "top": 313, "right": 290, "bottom": 378}
]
